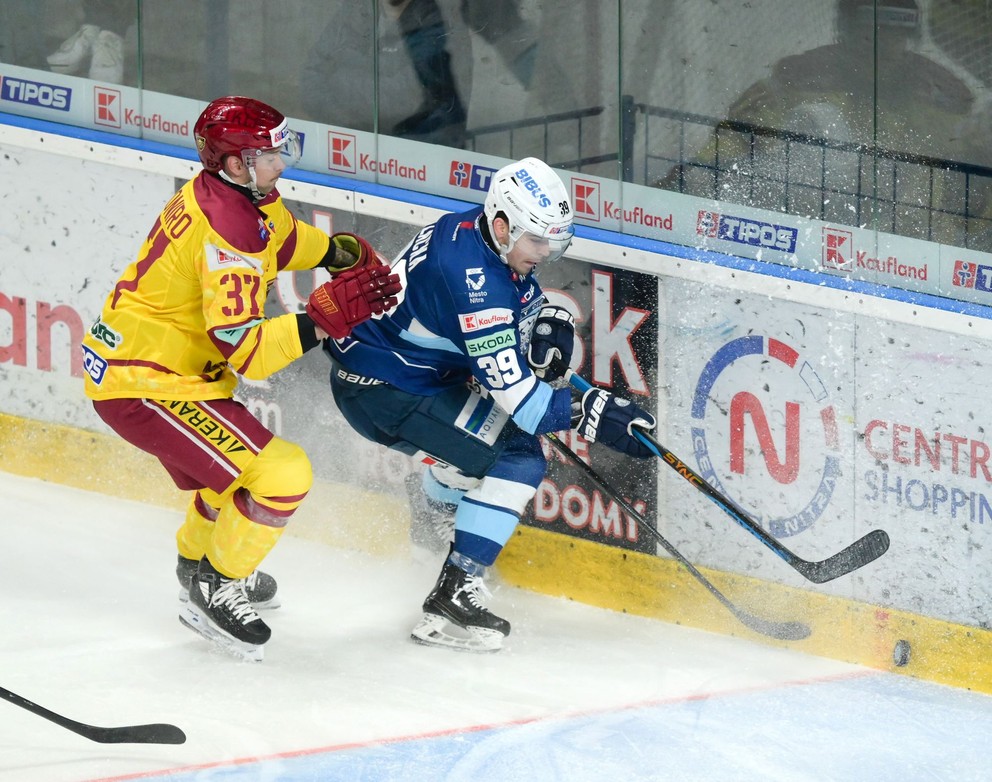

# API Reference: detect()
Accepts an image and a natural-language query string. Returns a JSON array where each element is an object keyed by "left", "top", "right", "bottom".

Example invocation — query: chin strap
[{"left": 218, "top": 168, "right": 263, "bottom": 202}]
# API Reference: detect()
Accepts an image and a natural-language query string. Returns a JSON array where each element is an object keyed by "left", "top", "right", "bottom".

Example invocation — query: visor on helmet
[
  {"left": 241, "top": 121, "right": 302, "bottom": 170},
  {"left": 507, "top": 225, "right": 572, "bottom": 264}
]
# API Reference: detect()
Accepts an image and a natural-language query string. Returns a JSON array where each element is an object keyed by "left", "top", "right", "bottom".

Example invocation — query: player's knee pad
[
  {"left": 238, "top": 436, "right": 313, "bottom": 517},
  {"left": 488, "top": 435, "right": 548, "bottom": 490}
]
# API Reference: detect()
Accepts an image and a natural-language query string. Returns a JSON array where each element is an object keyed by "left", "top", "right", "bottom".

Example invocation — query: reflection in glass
[
  {"left": 5, "top": 1, "right": 992, "bottom": 254},
  {"left": 628, "top": 0, "right": 992, "bottom": 249}
]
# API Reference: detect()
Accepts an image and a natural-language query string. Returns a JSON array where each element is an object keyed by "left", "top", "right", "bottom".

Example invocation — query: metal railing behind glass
[
  {"left": 463, "top": 105, "right": 618, "bottom": 173},
  {"left": 459, "top": 96, "right": 992, "bottom": 253},
  {"left": 632, "top": 101, "right": 992, "bottom": 252}
]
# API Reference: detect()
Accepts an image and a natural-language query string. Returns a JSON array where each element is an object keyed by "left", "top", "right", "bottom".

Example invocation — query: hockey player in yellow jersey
[{"left": 81, "top": 96, "right": 401, "bottom": 660}]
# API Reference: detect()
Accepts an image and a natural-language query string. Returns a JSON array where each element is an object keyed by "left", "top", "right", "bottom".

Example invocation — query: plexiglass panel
[
  {"left": 3, "top": 1, "right": 992, "bottom": 275},
  {"left": 623, "top": 0, "right": 992, "bottom": 253}
]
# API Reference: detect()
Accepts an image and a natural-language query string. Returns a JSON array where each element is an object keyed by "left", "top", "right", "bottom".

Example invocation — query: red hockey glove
[
  {"left": 328, "top": 232, "right": 381, "bottom": 272},
  {"left": 306, "top": 265, "right": 401, "bottom": 339}
]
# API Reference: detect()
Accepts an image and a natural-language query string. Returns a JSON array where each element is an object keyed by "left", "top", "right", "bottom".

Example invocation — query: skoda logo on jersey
[
  {"left": 466, "top": 268, "right": 486, "bottom": 291},
  {"left": 691, "top": 335, "right": 840, "bottom": 537}
]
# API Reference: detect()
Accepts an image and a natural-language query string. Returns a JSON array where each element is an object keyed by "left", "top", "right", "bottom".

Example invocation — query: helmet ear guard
[{"left": 484, "top": 157, "right": 574, "bottom": 263}]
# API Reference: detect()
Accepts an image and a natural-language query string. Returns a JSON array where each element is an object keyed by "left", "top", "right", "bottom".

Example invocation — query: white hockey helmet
[{"left": 484, "top": 157, "right": 574, "bottom": 264}]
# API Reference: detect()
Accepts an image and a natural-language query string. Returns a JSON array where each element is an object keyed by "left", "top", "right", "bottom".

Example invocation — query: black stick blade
[
  {"left": 737, "top": 611, "right": 811, "bottom": 641},
  {"left": 88, "top": 723, "right": 187, "bottom": 745},
  {"left": 798, "top": 529, "right": 891, "bottom": 584},
  {"left": 0, "top": 686, "right": 186, "bottom": 746}
]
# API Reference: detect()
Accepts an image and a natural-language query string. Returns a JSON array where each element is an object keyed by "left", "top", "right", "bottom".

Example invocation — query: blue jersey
[{"left": 325, "top": 206, "right": 570, "bottom": 435}]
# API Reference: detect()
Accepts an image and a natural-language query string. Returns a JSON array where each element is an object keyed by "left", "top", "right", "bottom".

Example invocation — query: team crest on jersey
[
  {"left": 465, "top": 267, "right": 486, "bottom": 290},
  {"left": 465, "top": 267, "right": 488, "bottom": 303}
]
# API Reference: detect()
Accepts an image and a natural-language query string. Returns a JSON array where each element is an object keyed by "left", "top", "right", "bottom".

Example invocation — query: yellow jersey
[{"left": 82, "top": 171, "right": 330, "bottom": 401}]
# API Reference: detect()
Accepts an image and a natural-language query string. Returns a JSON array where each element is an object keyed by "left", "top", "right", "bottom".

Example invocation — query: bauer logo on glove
[{"left": 576, "top": 388, "right": 657, "bottom": 458}]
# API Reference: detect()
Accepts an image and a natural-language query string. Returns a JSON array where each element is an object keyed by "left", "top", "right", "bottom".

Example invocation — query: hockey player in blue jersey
[{"left": 323, "top": 157, "right": 657, "bottom": 651}]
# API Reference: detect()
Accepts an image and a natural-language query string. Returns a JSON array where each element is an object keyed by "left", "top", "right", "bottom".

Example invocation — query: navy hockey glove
[
  {"left": 576, "top": 388, "right": 657, "bottom": 458},
  {"left": 527, "top": 305, "right": 575, "bottom": 381}
]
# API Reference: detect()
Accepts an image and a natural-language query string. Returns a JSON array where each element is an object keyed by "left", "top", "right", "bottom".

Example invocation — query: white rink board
[
  {"left": 2, "top": 131, "right": 991, "bottom": 630},
  {"left": 853, "top": 321, "right": 992, "bottom": 623},
  {"left": 0, "top": 145, "right": 174, "bottom": 427},
  {"left": 662, "top": 280, "right": 992, "bottom": 626},
  {"left": 663, "top": 282, "right": 860, "bottom": 588}
]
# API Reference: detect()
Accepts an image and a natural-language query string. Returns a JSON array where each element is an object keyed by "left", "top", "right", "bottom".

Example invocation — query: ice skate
[
  {"left": 411, "top": 557, "right": 510, "bottom": 653},
  {"left": 405, "top": 473, "right": 455, "bottom": 555},
  {"left": 179, "top": 557, "right": 271, "bottom": 662},
  {"left": 177, "top": 555, "right": 280, "bottom": 609}
]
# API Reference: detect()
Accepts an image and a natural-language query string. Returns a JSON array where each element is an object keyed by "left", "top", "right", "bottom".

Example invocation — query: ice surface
[{"left": 0, "top": 471, "right": 989, "bottom": 781}]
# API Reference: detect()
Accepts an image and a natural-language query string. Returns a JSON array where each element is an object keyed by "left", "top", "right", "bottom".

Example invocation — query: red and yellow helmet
[{"left": 193, "top": 96, "right": 301, "bottom": 173}]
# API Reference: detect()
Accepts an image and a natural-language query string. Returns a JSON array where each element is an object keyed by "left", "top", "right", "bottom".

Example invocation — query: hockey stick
[
  {"left": 544, "top": 432, "right": 811, "bottom": 641},
  {"left": 0, "top": 685, "right": 186, "bottom": 744},
  {"left": 568, "top": 372, "right": 889, "bottom": 583}
]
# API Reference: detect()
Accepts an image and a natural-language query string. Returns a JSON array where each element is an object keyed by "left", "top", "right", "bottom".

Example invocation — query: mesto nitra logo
[{"left": 691, "top": 335, "right": 841, "bottom": 537}]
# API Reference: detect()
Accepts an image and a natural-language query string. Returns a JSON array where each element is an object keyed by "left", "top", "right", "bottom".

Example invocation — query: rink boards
[{"left": 3, "top": 116, "right": 992, "bottom": 695}]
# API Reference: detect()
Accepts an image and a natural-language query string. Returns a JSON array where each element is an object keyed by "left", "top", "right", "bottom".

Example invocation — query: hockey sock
[
  {"left": 175, "top": 491, "right": 220, "bottom": 561},
  {"left": 206, "top": 489, "right": 287, "bottom": 579}
]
